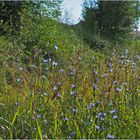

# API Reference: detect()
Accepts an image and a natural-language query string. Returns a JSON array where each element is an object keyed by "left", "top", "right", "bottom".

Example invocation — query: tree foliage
[
  {"left": 97, "top": 0, "right": 137, "bottom": 41},
  {"left": 19, "top": 0, "right": 62, "bottom": 51},
  {"left": 82, "top": 0, "right": 140, "bottom": 42},
  {"left": 82, "top": 0, "right": 98, "bottom": 36},
  {"left": 0, "top": 0, "right": 22, "bottom": 36},
  {"left": 0, "top": 0, "right": 62, "bottom": 37}
]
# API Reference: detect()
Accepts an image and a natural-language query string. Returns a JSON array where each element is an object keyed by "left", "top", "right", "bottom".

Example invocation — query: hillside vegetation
[{"left": 0, "top": 0, "right": 140, "bottom": 139}]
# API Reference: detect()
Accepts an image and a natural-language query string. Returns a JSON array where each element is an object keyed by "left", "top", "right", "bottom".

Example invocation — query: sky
[
  {"left": 62, "top": 0, "right": 83, "bottom": 24},
  {"left": 62, "top": 0, "right": 140, "bottom": 30}
]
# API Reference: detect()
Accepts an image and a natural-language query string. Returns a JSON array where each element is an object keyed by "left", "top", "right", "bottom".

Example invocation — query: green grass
[{"left": 0, "top": 35, "right": 140, "bottom": 139}]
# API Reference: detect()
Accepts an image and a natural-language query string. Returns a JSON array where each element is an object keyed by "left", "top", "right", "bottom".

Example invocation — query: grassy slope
[{"left": 0, "top": 24, "right": 140, "bottom": 139}]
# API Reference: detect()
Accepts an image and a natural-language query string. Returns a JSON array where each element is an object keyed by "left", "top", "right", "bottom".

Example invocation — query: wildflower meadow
[{"left": 0, "top": 0, "right": 140, "bottom": 139}]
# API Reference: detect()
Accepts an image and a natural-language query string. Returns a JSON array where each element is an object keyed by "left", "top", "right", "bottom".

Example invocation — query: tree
[
  {"left": 82, "top": 0, "right": 139, "bottom": 42},
  {"left": 134, "top": 0, "right": 140, "bottom": 31},
  {"left": 0, "top": 0, "right": 22, "bottom": 36},
  {"left": 82, "top": 0, "right": 98, "bottom": 36},
  {"left": 18, "top": 0, "right": 63, "bottom": 51},
  {"left": 97, "top": 0, "right": 137, "bottom": 41},
  {"left": 0, "top": 0, "right": 62, "bottom": 37}
]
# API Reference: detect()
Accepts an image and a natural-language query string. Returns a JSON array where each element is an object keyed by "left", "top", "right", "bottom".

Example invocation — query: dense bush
[{"left": 83, "top": 35, "right": 111, "bottom": 50}]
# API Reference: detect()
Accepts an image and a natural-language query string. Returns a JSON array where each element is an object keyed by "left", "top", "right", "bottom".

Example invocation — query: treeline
[
  {"left": 75, "top": 0, "right": 140, "bottom": 49},
  {"left": 0, "top": 0, "right": 140, "bottom": 51},
  {"left": 0, "top": 0, "right": 63, "bottom": 52}
]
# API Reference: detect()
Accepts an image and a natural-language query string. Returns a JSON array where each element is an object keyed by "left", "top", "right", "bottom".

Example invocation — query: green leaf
[{"left": 36, "top": 120, "right": 43, "bottom": 140}]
